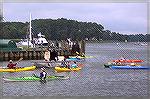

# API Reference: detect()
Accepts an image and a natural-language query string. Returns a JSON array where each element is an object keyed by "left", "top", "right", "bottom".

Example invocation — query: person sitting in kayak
[
  {"left": 61, "top": 60, "right": 68, "bottom": 68},
  {"left": 63, "top": 61, "right": 71, "bottom": 69},
  {"left": 69, "top": 61, "right": 78, "bottom": 68},
  {"left": 40, "top": 68, "right": 47, "bottom": 81},
  {"left": 130, "top": 63, "right": 136, "bottom": 66},
  {"left": 119, "top": 56, "right": 126, "bottom": 61},
  {"left": 116, "top": 56, "right": 126, "bottom": 65},
  {"left": 7, "top": 60, "right": 17, "bottom": 69},
  {"left": 71, "top": 61, "right": 78, "bottom": 68}
]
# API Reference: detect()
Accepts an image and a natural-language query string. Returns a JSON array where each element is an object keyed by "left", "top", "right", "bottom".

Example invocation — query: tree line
[{"left": 0, "top": 18, "right": 149, "bottom": 42}]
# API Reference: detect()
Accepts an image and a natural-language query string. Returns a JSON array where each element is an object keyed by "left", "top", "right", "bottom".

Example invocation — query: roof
[{"left": 0, "top": 39, "right": 17, "bottom": 48}]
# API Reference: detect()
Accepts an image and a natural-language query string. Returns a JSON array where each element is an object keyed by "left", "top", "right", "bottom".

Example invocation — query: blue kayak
[
  {"left": 110, "top": 65, "right": 150, "bottom": 69},
  {"left": 66, "top": 58, "right": 81, "bottom": 61}
]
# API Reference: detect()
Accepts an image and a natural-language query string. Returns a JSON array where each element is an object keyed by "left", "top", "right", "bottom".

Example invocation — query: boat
[
  {"left": 104, "top": 63, "right": 113, "bottom": 68},
  {"left": 110, "top": 65, "right": 150, "bottom": 69},
  {"left": 17, "top": 13, "right": 48, "bottom": 48},
  {"left": 0, "top": 66, "right": 36, "bottom": 72},
  {"left": 55, "top": 67, "right": 82, "bottom": 72},
  {"left": 3, "top": 75, "right": 69, "bottom": 82},
  {"left": 34, "top": 62, "right": 53, "bottom": 68},
  {"left": 66, "top": 58, "right": 81, "bottom": 61},
  {"left": 35, "top": 32, "right": 48, "bottom": 46},
  {"left": 69, "top": 55, "right": 94, "bottom": 59},
  {"left": 33, "top": 60, "right": 84, "bottom": 68},
  {"left": 134, "top": 42, "right": 148, "bottom": 46},
  {"left": 112, "top": 59, "right": 143, "bottom": 63},
  {"left": 104, "top": 61, "right": 142, "bottom": 68}
]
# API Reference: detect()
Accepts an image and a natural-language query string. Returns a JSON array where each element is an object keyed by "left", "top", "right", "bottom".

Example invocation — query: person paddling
[
  {"left": 7, "top": 60, "right": 17, "bottom": 69},
  {"left": 7, "top": 58, "right": 23, "bottom": 69},
  {"left": 40, "top": 68, "right": 47, "bottom": 82},
  {"left": 71, "top": 61, "right": 78, "bottom": 68}
]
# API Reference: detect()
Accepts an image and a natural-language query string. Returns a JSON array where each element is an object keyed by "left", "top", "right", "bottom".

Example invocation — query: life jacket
[
  {"left": 7, "top": 63, "right": 17, "bottom": 69},
  {"left": 71, "top": 64, "right": 77, "bottom": 68},
  {"left": 40, "top": 72, "right": 47, "bottom": 78}
]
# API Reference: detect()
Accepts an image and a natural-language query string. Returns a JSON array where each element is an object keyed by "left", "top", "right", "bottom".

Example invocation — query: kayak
[
  {"left": 66, "top": 58, "right": 81, "bottom": 61},
  {"left": 3, "top": 75, "right": 69, "bottom": 82},
  {"left": 110, "top": 65, "right": 150, "bottom": 69},
  {"left": 34, "top": 62, "right": 54, "bottom": 68},
  {"left": 104, "top": 63, "right": 142, "bottom": 68},
  {"left": 104, "top": 64, "right": 112, "bottom": 68},
  {"left": 112, "top": 59, "right": 143, "bottom": 63},
  {"left": 0, "top": 66, "right": 36, "bottom": 72},
  {"left": 55, "top": 67, "right": 82, "bottom": 72},
  {"left": 69, "top": 56, "right": 94, "bottom": 59}
]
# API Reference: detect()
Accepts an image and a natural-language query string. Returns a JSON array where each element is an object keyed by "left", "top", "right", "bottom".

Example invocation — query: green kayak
[{"left": 3, "top": 75, "right": 69, "bottom": 82}]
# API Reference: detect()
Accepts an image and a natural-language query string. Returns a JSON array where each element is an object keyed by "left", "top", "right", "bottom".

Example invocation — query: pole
[{"left": 29, "top": 13, "right": 33, "bottom": 48}]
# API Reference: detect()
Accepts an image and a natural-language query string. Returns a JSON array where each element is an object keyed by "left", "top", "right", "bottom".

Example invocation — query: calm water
[{"left": 1, "top": 42, "right": 150, "bottom": 96}]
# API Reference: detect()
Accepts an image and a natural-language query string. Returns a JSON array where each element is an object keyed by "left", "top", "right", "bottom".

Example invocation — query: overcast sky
[{"left": 3, "top": 3, "right": 147, "bottom": 35}]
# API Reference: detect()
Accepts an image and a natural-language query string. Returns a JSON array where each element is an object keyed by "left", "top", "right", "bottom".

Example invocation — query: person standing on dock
[
  {"left": 44, "top": 48, "right": 50, "bottom": 61},
  {"left": 44, "top": 48, "right": 51, "bottom": 66},
  {"left": 50, "top": 49, "right": 58, "bottom": 62}
]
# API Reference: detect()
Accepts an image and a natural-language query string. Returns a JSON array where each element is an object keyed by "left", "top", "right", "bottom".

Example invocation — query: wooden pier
[{"left": 0, "top": 40, "right": 85, "bottom": 61}]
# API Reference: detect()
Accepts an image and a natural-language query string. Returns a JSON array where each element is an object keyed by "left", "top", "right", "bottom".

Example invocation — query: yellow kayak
[
  {"left": 0, "top": 66, "right": 36, "bottom": 72},
  {"left": 69, "top": 56, "right": 94, "bottom": 59},
  {"left": 55, "top": 67, "right": 82, "bottom": 72}
]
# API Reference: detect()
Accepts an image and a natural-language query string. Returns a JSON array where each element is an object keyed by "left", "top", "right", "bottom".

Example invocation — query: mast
[{"left": 29, "top": 13, "right": 33, "bottom": 47}]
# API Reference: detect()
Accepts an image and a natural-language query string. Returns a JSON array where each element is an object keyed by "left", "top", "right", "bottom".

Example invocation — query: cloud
[{"left": 3, "top": 3, "right": 147, "bottom": 34}]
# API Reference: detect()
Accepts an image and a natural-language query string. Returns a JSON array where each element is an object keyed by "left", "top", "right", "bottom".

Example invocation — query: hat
[
  {"left": 41, "top": 68, "right": 45, "bottom": 71},
  {"left": 9, "top": 60, "right": 13, "bottom": 63}
]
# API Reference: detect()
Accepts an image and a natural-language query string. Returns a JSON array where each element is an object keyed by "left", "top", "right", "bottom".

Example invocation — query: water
[{"left": 1, "top": 42, "right": 150, "bottom": 96}]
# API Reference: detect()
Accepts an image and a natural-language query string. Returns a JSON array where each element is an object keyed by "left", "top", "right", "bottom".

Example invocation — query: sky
[{"left": 2, "top": 3, "right": 147, "bottom": 35}]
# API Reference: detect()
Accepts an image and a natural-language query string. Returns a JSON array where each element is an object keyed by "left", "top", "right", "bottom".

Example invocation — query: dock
[{"left": 0, "top": 40, "right": 85, "bottom": 61}]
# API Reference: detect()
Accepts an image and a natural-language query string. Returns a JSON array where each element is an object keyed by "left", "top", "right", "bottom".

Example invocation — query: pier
[{"left": 0, "top": 40, "right": 85, "bottom": 61}]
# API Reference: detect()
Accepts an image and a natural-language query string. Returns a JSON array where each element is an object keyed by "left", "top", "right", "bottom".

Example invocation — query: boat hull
[
  {"left": 3, "top": 75, "right": 69, "bottom": 82},
  {"left": 55, "top": 67, "right": 82, "bottom": 72},
  {"left": 66, "top": 58, "right": 81, "bottom": 61},
  {"left": 0, "top": 66, "right": 36, "bottom": 72},
  {"left": 113, "top": 59, "right": 143, "bottom": 63},
  {"left": 110, "top": 66, "right": 150, "bottom": 69}
]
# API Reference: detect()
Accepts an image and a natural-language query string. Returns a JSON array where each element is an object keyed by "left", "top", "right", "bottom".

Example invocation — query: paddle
[
  {"left": 1, "top": 58, "right": 23, "bottom": 69},
  {"left": 16, "top": 57, "right": 23, "bottom": 64},
  {"left": 32, "top": 73, "right": 65, "bottom": 78},
  {"left": 14, "top": 58, "right": 23, "bottom": 69},
  {"left": 75, "top": 52, "right": 94, "bottom": 58}
]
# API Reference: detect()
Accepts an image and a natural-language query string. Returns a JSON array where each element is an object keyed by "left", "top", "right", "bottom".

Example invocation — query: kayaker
[
  {"left": 119, "top": 56, "right": 126, "bottom": 60},
  {"left": 71, "top": 61, "right": 78, "bottom": 68},
  {"left": 40, "top": 68, "right": 47, "bottom": 81},
  {"left": 65, "top": 61, "right": 71, "bottom": 69},
  {"left": 130, "top": 63, "right": 136, "bottom": 66},
  {"left": 7, "top": 60, "right": 17, "bottom": 69},
  {"left": 61, "top": 60, "right": 67, "bottom": 68}
]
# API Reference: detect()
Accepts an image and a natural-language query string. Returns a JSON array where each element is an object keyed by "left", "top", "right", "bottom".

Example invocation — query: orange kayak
[{"left": 113, "top": 59, "right": 144, "bottom": 63}]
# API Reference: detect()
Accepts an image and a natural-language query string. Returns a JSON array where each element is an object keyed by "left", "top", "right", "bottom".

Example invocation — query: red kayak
[{"left": 113, "top": 59, "right": 144, "bottom": 63}]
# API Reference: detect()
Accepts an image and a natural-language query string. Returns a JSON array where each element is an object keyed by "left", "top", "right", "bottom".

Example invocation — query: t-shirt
[
  {"left": 7, "top": 63, "right": 17, "bottom": 69},
  {"left": 40, "top": 72, "right": 47, "bottom": 78},
  {"left": 71, "top": 64, "right": 77, "bottom": 68}
]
